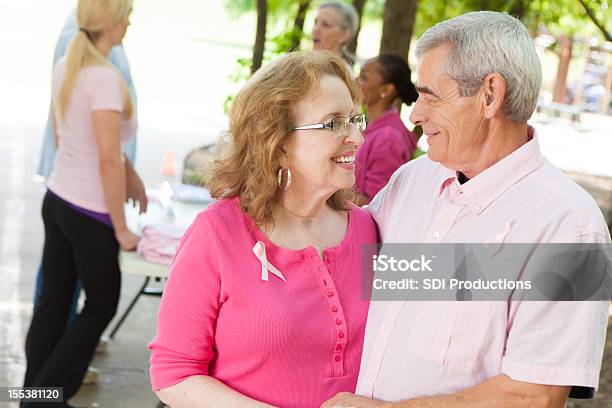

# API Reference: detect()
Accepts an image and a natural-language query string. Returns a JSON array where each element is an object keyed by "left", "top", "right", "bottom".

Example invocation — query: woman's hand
[
  {"left": 115, "top": 228, "right": 140, "bottom": 251},
  {"left": 125, "top": 157, "right": 148, "bottom": 214}
]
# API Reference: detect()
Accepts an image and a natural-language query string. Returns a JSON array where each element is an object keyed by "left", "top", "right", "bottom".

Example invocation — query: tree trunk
[
  {"left": 571, "top": 37, "right": 592, "bottom": 107},
  {"left": 289, "top": 0, "right": 312, "bottom": 51},
  {"left": 251, "top": 0, "right": 268, "bottom": 74},
  {"left": 478, "top": 0, "right": 492, "bottom": 10},
  {"left": 552, "top": 35, "right": 573, "bottom": 103},
  {"left": 379, "top": 0, "right": 418, "bottom": 59},
  {"left": 347, "top": 0, "right": 367, "bottom": 56},
  {"left": 509, "top": 0, "right": 526, "bottom": 20}
]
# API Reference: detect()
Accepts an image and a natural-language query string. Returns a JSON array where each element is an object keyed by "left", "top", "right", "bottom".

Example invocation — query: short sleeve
[
  {"left": 148, "top": 213, "right": 222, "bottom": 390},
  {"left": 501, "top": 300, "right": 608, "bottom": 390},
  {"left": 89, "top": 68, "right": 123, "bottom": 112},
  {"left": 501, "top": 231, "right": 610, "bottom": 393}
]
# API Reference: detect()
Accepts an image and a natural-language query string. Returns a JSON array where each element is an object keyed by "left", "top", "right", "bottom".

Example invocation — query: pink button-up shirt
[
  {"left": 357, "top": 129, "right": 610, "bottom": 401},
  {"left": 148, "top": 198, "right": 377, "bottom": 407}
]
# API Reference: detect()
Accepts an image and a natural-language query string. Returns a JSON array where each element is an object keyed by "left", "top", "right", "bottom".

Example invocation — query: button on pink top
[
  {"left": 357, "top": 128, "right": 610, "bottom": 401},
  {"left": 47, "top": 58, "right": 137, "bottom": 212},
  {"left": 148, "top": 198, "right": 377, "bottom": 407}
]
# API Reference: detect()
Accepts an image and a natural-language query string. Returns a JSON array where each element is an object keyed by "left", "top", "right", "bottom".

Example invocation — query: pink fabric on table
[
  {"left": 137, "top": 224, "right": 185, "bottom": 265},
  {"left": 355, "top": 109, "right": 417, "bottom": 201},
  {"left": 356, "top": 127, "right": 611, "bottom": 401},
  {"left": 148, "top": 198, "right": 378, "bottom": 407},
  {"left": 47, "top": 58, "right": 138, "bottom": 213}
]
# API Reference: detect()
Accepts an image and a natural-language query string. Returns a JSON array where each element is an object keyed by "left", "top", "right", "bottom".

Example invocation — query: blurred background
[{"left": 0, "top": 0, "right": 610, "bottom": 407}]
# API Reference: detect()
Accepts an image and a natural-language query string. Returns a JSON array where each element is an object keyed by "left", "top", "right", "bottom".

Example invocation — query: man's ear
[{"left": 482, "top": 73, "right": 506, "bottom": 119}]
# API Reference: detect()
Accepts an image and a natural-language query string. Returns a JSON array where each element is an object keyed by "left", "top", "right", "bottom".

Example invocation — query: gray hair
[
  {"left": 415, "top": 11, "right": 542, "bottom": 123},
  {"left": 318, "top": 2, "right": 359, "bottom": 41}
]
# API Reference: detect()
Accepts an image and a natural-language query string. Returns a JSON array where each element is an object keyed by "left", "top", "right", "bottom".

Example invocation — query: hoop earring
[{"left": 277, "top": 168, "right": 292, "bottom": 190}]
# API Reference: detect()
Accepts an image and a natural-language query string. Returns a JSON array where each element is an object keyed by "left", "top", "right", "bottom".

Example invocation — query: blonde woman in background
[{"left": 22, "top": 0, "right": 142, "bottom": 405}]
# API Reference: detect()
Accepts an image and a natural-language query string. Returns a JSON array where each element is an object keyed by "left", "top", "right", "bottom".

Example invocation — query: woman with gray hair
[{"left": 312, "top": 2, "right": 359, "bottom": 66}]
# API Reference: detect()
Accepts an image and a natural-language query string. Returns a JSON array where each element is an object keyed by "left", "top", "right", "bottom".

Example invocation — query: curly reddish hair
[{"left": 207, "top": 50, "right": 361, "bottom": 226}]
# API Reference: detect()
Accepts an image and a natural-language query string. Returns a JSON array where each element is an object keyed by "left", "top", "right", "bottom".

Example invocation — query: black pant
[{"left": 22, "top": 192, "right": 121, "bottom": 407}]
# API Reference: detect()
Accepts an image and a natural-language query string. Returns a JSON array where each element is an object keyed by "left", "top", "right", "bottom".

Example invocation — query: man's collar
[{"left": 437, "top": 126, "right": 543, "bottom": 215}]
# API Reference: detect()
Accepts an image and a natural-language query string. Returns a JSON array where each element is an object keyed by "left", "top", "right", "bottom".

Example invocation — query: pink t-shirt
[
  {"left": 47, "top": 58, "right": 137, "bottom": 213},
  {"left": 355, "top": 109, "right": 417, "bottom": 200},
  {"left": 148, "top": 198, "right": 378, "bottom": 407}
]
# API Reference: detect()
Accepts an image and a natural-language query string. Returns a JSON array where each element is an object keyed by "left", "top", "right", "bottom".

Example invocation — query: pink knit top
[
  {"left": 148, "top": 197, "right": 377, "bottom": 407},
  {"left": 355, "top": 109, "right": 417, "bottom": 201}
]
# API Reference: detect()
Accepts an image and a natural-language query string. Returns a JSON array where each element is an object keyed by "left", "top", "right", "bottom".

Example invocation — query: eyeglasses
[{"left": 293, "top": 113, "right": 368, "bottom": 135}]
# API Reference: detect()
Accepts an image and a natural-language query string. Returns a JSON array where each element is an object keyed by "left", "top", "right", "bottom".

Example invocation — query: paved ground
[{"left": 0, "top": 124, "right": 163, "bottom": 408}]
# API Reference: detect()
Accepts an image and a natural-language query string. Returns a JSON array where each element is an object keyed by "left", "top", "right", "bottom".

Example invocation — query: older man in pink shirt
[{"left": 323, "top": 11, "right": 610, "bottom": 408}]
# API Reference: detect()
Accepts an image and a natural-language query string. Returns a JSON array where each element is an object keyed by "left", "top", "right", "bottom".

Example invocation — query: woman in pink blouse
[
  {"left": 148, "top": 51, "right": 378, "bottom": 407},
  {"left": 355, "top": 55, "right": 419, "bottom": 204}
]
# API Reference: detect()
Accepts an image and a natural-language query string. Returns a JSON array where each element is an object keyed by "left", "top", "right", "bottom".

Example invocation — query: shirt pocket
[
  {"left": 405, "top": 302, "right": 493, "bottom": 371},
  {"left": 443, "top": 302, "right": 493, "bottom": 370},
  {"left": 405, "top": 302, "right": 456, "bottom": 365}
]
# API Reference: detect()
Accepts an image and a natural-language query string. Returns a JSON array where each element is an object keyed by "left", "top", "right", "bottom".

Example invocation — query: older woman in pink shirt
[
  {"left": 355, "top": 55, "right": 419, "bottom": 205},
  {"left": 148, "top": 51, "right": 377, "bottom": 407}
]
